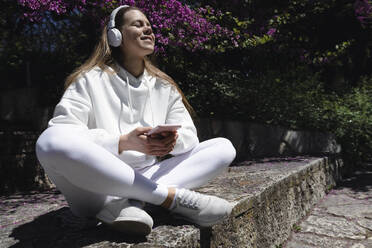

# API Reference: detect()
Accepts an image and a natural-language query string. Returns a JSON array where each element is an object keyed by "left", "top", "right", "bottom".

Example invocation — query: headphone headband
[{"left": 108, "top": 5, "right": 130, "bottom": 29}]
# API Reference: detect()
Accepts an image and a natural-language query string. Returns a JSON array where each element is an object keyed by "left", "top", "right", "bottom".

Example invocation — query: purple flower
[
  {"left": 354, "top": 0, "right": 372, "bottom": 25},
  {"left": 267, "top": 28, "right": 276, "bottom": 36},
  {"left": 17, "top": 0, "right": 242, "bottom": 54}
]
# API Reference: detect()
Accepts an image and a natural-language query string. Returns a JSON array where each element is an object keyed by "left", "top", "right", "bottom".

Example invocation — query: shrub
[{"left": 177, "top": 64, "right": 372, "bottom": 165}]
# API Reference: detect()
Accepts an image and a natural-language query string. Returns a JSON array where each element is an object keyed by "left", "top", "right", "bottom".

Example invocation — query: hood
[
  {"left": 117, "top": 65, "right": 156, "bottom": 89},
  {"left": 115, "top": 64, "right": 156, "bottom": 131}
]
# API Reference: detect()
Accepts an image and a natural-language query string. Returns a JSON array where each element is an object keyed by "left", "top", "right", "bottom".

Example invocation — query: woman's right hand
[{"left": 119, "top": 127, "right": 152, "bottom": 154}]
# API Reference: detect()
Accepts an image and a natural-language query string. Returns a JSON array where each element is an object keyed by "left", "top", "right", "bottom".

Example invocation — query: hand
[
  {"left": 148, "top": 131, "right": 178, "bottom": 156},
  {"left": 119, "top": 127, "right": 178, "bottom": 156},
  {"left": 119, "top": 127, "right": 151, "bottom": 154}
]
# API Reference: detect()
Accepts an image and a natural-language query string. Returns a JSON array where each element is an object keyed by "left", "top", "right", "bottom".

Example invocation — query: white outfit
[
  {"left": 36, "top": 65, "right": 236, "bottom": 217},
  {"left": 48, "top": 65, "right": 198, "bottom": 169}
]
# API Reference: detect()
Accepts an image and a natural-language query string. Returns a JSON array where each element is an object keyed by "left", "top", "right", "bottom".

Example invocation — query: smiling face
[{"left": 120, "top": 9, "right": 155, "bottom": 58}]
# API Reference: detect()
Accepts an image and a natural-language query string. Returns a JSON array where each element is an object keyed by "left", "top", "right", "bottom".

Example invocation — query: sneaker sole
[{"left": 104, "top": 218, "right": 152, "bottom": 236}]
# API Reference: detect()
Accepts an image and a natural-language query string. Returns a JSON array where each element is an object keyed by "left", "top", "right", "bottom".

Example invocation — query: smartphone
[{"left": 146, "top": 124, "right": 181, "bottom": 136}]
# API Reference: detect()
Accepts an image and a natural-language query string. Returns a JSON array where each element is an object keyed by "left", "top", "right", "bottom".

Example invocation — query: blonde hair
[{"left": 65, "top": 6, "right": 195, "bottom": 117}]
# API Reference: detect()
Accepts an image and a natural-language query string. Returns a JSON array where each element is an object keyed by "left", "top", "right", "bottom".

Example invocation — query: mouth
[{"left": 140, "top": 36, "right": 154, "bottom": 42}]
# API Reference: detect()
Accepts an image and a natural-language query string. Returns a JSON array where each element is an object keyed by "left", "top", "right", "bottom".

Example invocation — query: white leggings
[{"left": 36, "top": 126, "right": 236, "bottom": 217}]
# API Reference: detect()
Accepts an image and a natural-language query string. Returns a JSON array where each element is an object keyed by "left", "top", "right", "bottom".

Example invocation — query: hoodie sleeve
[
  {"left": 166, "top": 87, "right": 199, "bottom": 155},
  {"left": 48, "top": 77, "right": 120, "bottom": 156}
]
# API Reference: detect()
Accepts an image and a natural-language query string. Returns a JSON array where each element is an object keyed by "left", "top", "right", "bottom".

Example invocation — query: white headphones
[{"left": 107, "top": 5, "right": 130, "bottom": 47}]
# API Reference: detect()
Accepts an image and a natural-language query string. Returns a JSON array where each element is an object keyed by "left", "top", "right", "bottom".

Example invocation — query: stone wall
[
  {"left": 0, "top": 88, "right": 52, "bottom": 130},
  {"left": 0, "top": 131, "right": 53, "bottom": 195},
  {"left": 196, "top": 118, "right": 341, "bottom": 161},
  {"left": 198, "top": 156, "right": 344, "bottom": 248}
]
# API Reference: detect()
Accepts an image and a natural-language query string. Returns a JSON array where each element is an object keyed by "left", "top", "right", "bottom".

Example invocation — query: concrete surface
[{"left": 284, "top": 162, "right": 372, "bottom": 248}]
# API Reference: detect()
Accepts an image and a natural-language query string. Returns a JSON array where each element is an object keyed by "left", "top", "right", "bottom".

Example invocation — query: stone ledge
[
  {"left": 197, "top": 156, "right": 343, "bottom": 247},
  {"left": 0, "top": 156, "right": 343, "bottom": 248}
]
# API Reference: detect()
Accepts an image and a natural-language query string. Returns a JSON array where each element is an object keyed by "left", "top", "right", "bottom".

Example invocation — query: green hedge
[{"left": 174, "top": 65, "right": 372, "bottom": 165}]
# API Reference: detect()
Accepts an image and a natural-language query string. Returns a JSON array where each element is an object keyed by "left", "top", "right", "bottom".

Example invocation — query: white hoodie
[{"left": 48, "top": 65, "right": 199, "bottom": 169}]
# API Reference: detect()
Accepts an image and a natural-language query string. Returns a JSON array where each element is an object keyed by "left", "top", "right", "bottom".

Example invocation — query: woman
[{"left": 36, "top": 5, "right": 236, "bottom": 236}]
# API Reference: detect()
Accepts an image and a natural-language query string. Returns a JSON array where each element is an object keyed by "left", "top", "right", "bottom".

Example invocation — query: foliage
[
  {"left": 17, "top": 0, "right": 241, "bottom": 54},
  {"left": 15, "top": 0, "right": 372, "bottom": 83},
  {"left": 167, "top": 59, "right": 372, "bottom": 164},
  {"left": 184, "top": 0, "right": 372, "bottom": 86},
  {"left": 326, "top": 79, "right": 372, "bottom": 163},
  {"left": 354, "top": 0, "right": 372, "bottom": 25},
  {"left": 2, "top": 0, "right": 372, "bottom": 165},
  {"left": 11, "top": 0, "right": 372, "bottom": 83},
  {"left": 4, "top": 0, "right": 248, "bottom": 99}
]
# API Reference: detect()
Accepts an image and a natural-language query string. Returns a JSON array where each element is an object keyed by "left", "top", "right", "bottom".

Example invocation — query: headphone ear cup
[{"left": 107, "top": 28, "right": 123, "bottom": 47}]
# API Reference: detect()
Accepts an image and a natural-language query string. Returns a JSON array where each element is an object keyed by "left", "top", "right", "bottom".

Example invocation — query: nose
[{"left": 144, "top": 26, "right": 152, "bottom": 35}]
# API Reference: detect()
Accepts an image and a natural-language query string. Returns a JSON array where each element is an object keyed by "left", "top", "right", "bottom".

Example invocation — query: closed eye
[
  {"left": 133, "top": 22, "right": 142, "bottom": 27},
  {"left": 132, "top": 20, "right": 151, "bottom": 28}
]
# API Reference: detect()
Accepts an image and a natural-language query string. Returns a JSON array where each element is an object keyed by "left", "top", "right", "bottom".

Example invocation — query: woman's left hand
[{"left": 147, "top": 131, "right": 178, "bottom": 156}]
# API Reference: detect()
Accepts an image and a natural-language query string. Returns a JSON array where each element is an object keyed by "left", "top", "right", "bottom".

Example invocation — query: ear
[{"left": 108, "top": 28, "right": 123, "bottom": 47}]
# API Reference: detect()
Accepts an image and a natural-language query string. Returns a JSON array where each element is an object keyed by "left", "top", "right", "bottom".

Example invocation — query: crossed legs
[{"left": 36, "top": 125, "right": 236, "bottom": 217}]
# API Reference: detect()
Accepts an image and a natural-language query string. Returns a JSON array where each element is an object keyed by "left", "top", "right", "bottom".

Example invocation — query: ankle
[{"left": 160, "top": 187, "right": 176, "bottom": 209}]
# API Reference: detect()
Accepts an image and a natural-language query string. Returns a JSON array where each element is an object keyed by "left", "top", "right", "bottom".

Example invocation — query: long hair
[{"left": 65, "top": 6, "right": 195, "bottom": 117}]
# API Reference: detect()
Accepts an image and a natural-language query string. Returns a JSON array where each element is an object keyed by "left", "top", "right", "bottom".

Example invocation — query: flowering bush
[
  {"left": 4, "top": 0, "right": 372, "bottom": 167},
  {"left": 354, "top": 0, "right": 372, "bottom": 26},
  {"left": 17, "top": 0, "right": 241, "bottom": 54},
  {"left": 15, "top": 0, "right": 372, "bottom": 81}
]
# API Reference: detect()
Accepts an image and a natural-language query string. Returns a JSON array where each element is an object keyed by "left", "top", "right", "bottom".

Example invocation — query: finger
[
  {"left": 160, "top": 131, "right": 169, "bottom": 137},
  {"left": 148, "top": 139, "right": 174, "bottom": 150},
  {"left": 148, "top": 133, "right": 176, "bottom": 146},
  {"left": 165, "top": 145, "right": 175, "bottom": 154},
  {"left": 147, "top": 137, "right": 165, "bottom": 147},
  {"left": 161, "top": 136, "right": 178, "bottom": 148},
  {"left": 150, "top": 131, "right": 175, "bottom": 140},
  {"left": 148, "top": 146, "right": 171, "bottom": 155},
  {"left": 164, "top": 136, "right": 177, "bottom": 146},
  {"left": 147, "top": 131, "right": 177, "bottom": 148},
  {"left": 160, "top": 131, "right": 177, "bottom": 142},
  {"left": 157, "top": 144, "right": 175, "bottom": 156},
  {"left": 159, "top": 142, "right": 175, "bottom": 152},
  {"left": 147, "top": 144, "right": 173, "bottom": 153},
  {"left": 148, "top": 150, "right": 168, "bottom": 156},
  {"left": 159, "top": 131, "right": 177, "bottom": 137},
  {"left": 160, "top": 138, "right": 175, "bottom": 148},
  {"left": 138, "top": 135, "right": 150, "bottom": 144},
  {"left": 149, "top": 133, "right": 162, "bottom": 139},
  {"left": 135, "top": 126, "right": 153, "bottom": 135}
]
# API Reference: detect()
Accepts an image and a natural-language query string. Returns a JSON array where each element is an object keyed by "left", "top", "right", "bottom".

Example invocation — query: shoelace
[{"left": 177, "top": 189, "right": 202, "bottom": 210}]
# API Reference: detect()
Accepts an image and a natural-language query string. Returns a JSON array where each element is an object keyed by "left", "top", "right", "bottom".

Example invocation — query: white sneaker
[
  {"left": 170, "top": 189, "right": 233, "bottom": 227},
  {"left": 96, "top": 198, "right": 153, "bottom": 235}
]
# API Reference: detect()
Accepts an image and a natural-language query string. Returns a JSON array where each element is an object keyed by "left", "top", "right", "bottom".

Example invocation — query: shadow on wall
[
  {"left": 195, "top": 119, "right": 341, "bottom": 162},
  {"left": 0, "top": 131, "right": 54, "bottom": 195},
  {"left": 0, "top": 88, "right": 53, "bottom": 130}
]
